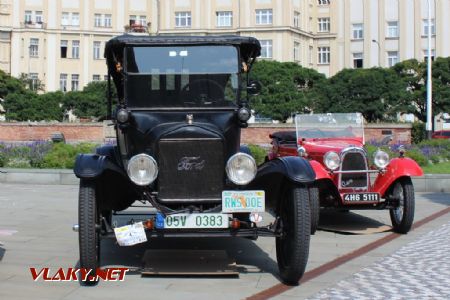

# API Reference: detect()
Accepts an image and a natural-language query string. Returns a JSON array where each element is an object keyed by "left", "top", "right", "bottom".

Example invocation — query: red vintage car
[
  {"left": 268, "top": 113, "right": 424, "bottom": 234},
  {"left": 432, "top": 130, "right": 450, "bottom": 139}
]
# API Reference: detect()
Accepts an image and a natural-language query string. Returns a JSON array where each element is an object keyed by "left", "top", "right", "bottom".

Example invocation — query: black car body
[{"left": 74, "top": 34, "right": 315, "bottom": 285}]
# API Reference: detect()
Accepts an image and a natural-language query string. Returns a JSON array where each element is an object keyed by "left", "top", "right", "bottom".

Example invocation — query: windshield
[
  {"left": 125, "top": 46, "right": 239, "bottom": 108},
  {"left": 295, "top": 113, "right": 364, "bottom": 142}
]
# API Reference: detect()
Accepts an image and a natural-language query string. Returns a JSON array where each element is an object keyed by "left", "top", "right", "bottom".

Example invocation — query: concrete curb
[{"left": 1, "top": 168, "right": 450, "bottom": 193}]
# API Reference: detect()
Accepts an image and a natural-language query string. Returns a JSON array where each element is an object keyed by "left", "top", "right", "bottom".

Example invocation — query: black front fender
[
  {"left": 73, "top": 154, "right": 125, "bottom": 179},
  {"left": 249, "top": 157, "right": 316, "bottom": 210}
]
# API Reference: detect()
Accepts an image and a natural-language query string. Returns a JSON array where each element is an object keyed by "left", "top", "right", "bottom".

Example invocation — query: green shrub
[
  {"left": 430, "top": 155, "right": 441, "bottom": 164},
  {"left": 411, "top": 122, "right": 426, "bottom": 144},
  {"left": 248, "top": 144, "right": 268, "bottom": 166},
  {"left": 405, "top": 148, "right": 428, "bottom": 166},
  {"left": 41, "top": 143, "right": 96, "bottom": 169},
  {"left": 5, "top": 158, "right": 31, "bottom": 168},
  {"left": 417, "top": 139, "right": 450, "bottom": 150}
]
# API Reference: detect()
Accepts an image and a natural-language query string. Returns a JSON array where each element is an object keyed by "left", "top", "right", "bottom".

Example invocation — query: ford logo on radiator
[{"left": 177, "top": 157, "right": 205, "bottom": 171}]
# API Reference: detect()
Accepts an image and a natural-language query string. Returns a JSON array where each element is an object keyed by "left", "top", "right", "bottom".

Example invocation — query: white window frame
[
  {"left": 423, "top": 19, "right": 435, "bottom": 35},
  {"left": 61, "top": 12, "right": 70, "bottom": 26},
  {"left": 92, "top": 75, "right": 101, "bottom": 82},
  {"left": 175, "top": 12, "right": 191, "bottom": 28},
  {"left": 25, "top": 10, "right": 32, "bottom": 23},
  {"left": 294, "top": 11, "right": 300, "bottom": 28},
  {"left": 35, "top": 11, "right": 43, "bottom": 23},
  {"left": 94, "top": 14, "right": 102, "bottom": 27},
  {"left": 318, "top": 17, "right": 330, "bottom": 32},
  {"left": 318, "top": 46, "right": 330, "bottom": 64},
  {"left": 387, "top": 51, "right": 399, "bottom": 67},
  {"left": 216, "top": 11, "right": 232, "bottom": 27},
  {"left": 352, "top": 23, "right": 364, "bottom": 39},
  {"left": 318, "top": 0, "right": 330, "bottom": 5},
  {"left": 93, "top": 41, "right": 101, "bottom": 60},
  {"left": 353, "top": 52, "right": 363, "bottom": 68},
  {"left": 387, "top": 21, "right": 398, "bottom": 38},
  {"left": 260, "top": 40, "right": 273, "bottom": 58},
  {"left": 104, "top": 14, "right": 112, "bottom": 27},
  {"left": 256, "top": 9, "right": 273, "bottom": 25},
  {"left": 72, "top": 13, "right": 80, "bottom": 26},
  {"left": 72, "top": 40, "right": 80, "bottom": 59},
  {"left": 60, "top": 40, "right": 68, "bottom": 58},
  {"left": 71, "top": 74, "right": 79, "bottom": 91},
  {"left": 423, "top": 49, "right": 435, "bottom": 61},
  {"left": 28, "top": 73, "right": 39, "bottom": 90},
  {"left": 29, "top": 38, "right": 39, "bottom": 57},
  {"left": 294, "top": 41, "right": 300, "bottom": 62},
  {"left": 60, "top": 74, "right": 68, "bottom": 92}
]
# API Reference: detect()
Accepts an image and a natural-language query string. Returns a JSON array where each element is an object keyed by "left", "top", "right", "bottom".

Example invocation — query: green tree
[
  {"left": 18, "top": 73, "right": 45, "bottom": 92},
  {"left": 4, "top": 91, "right": 63, "bottom": 121},
  {"left": 315, "top": 68, "right": 409, "bottom": 122},
  {"left": 250, "top": 60, "right": 326, "bottom": 122},
  {"left": 0, "top": 70, "right": 27, "bottom": 99},
  {"left": 432, "top": 57, "right": 450, "bottom": 116}
]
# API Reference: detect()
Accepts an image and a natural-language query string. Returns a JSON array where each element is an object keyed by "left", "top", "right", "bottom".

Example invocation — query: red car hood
[{"left": 301, "top": 138, "right": 364, "bottom": 157}]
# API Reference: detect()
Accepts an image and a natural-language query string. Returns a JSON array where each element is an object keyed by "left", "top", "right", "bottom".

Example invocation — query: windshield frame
[{"left": 123, "top": 45, "right": 242, "bottom": 110}]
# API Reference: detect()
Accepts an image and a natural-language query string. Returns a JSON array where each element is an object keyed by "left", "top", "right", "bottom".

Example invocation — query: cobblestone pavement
[{"left": 307, "top": 221, "right": 450, "bottom": 300}]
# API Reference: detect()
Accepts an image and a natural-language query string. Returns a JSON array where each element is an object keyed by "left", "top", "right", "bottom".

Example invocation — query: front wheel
[
  {"left": 309, "top": 186, "right": 320, "bottom": 235},
  {"left": 276, "top": 185, "right": 311, "bottom": 285},
  {"left": 389, "top": 177, "right": 415, "bottom": 234},
  {"left": 78, "top": 179, "right": 100, "bottom": 285}
]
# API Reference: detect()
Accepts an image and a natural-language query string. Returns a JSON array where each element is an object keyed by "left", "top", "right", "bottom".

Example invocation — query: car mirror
[{"left": 247, "top": 80, "right": 262, "bottom": 96}]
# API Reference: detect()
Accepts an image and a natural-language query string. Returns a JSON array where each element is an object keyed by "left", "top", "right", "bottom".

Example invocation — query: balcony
[{"left": 21, "top": 21, "right": 46, "bottom": 29}]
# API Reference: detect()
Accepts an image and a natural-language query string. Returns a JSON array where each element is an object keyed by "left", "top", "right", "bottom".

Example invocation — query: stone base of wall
[{"left": 0, "top": 122, "right": 412, "bottom": 145}]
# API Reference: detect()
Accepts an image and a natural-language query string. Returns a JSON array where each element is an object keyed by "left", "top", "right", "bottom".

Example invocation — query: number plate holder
[
  {"left": 162, "top": 213, "right": 230, "bottom": 229},
  {"left": 343, "top": 193, "right": 380, "bottom": 203}
]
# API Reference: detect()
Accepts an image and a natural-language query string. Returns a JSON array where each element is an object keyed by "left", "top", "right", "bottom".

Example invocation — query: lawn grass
[{"left": 422, "top": 161, "right": 450, "bottom": 174}]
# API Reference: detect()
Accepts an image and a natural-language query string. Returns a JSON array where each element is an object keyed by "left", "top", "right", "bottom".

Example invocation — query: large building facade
[{"left": 0, "top": 0, "right": 449, "bottom": 92}]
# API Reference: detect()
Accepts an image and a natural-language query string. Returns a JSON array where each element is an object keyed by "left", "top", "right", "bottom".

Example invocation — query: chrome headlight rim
[
  {"left": 127, "top": 153, "right": 158, "bottom": 186},
  {"left": 374, "top": 150, "right": 390, "bottom": 169},
  {"left": 324, "top": 151, "right": 341, "bottom": 171},
  {"left": 297, "top": 146, "right": 307, "bottom": 157},
  {"left": 226, "top": 152, "right": 257, "bottom": 185}
]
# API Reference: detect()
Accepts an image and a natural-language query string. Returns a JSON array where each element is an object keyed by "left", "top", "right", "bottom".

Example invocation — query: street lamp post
[
  {"left": 372, "top": 39, "right": 381, "bottom": 67},
  {"left": 426, "top": 0, "right": 433, "bottom": 139}
]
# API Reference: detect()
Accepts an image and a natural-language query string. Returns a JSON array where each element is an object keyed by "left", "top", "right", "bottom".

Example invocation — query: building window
[
  {"left": 72, "top": 40, "right": 80, "bottom": 59},
  {"left": 423, "top": 19, "right": 435, "bottom": 35},
  {"left": 71, "top": 74, "right": 79, "bottom": 91},
  {"left": 216, "top": 11, "right": 232, "bottom": 27},
  {"left": 318, "top": 46, "right": 330, "bottom": 64},
  {"left": 318, "top": 0, "right": 330, "bottom": 5},
  {"left": 35, "top": 11, "right": 43, "bottom": 23},
  {"left": 260, "top": 40, "right": 273, "bottom": 58},
  {"left": 309, "top": 46, "right": 313, "bottom": 64},
  {"left": 61, "top": 12, "right": 70, "bottom": 25},
  {"left": 256, "top": 9, "right": 272, "bottom": 25},
  {"left": 353, "top": 52, "right": 363, "bottom": 68},
  {"left": 60, "top": 74, "right": 68, "bottom": 92},
  {"left": 72, "top": 13, "right": 80, "bottom": 26},
  {"left": 93, "top": 41, "right": 101, "bottom": 59},
  {"left": 130, "top": 15, "right": 147, "bottom": 26},
  {"left": 104, "top": 75, "right": 109, "bottom": 81},
  {"left": 29, "top": 38, "right": 39, "bottom": 57},
  {"left": 294, "top": 41, "right": 300, "bottom": 62},
  {"left": 25, "top": 11, "right": 32, "bottom": 23},
  {"left": 318, "top": 17, "right": 330, "bottom": 32},
  {"left": 424, "top": 49, "right": 435, "bottom": 61},
  {"left": 387, "top": 51, "right": 399, "bottom": 67},
  {"left": 175, "top": 12, "right": 191, "bottom": 27},
  {"left": 28, "top": 73, "right": 39, "bottom": 90},
  {"left": 60, "top": 40, "right": 68, "bottom": 58},
  {"left": 94, "top": 14, "right": 112, "bottom": 27},
  {"left": 293, "top": 11, "right": 300, "bottom": 28},
  {"left": 94, "top": 14, "right": 101, "bottom": 27},
  {"left": 352, "top": 23, "right": 363, "bottom": 39},
  {"left": 93, "top": 75, "right": 101, "bottom": 81},
  {"left": 387, "top": 21, "right": 398, "bottom": 38},
  {"left": 104, "top": 14, "right": 112, "bottom": 27}
]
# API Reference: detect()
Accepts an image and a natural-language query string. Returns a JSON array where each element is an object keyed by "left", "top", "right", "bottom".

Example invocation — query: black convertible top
[{"left": 105, "top": 34, "right": 261, "bottom": 68}]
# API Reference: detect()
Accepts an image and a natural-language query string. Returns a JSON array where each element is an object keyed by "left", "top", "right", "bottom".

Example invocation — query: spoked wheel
[
  {"left": 389, "top": 177, "right": 415, "bottom": 234},
  {"left": 308, "top": 186, "right": 320, "bottom": 235},
  {"left": 276, "top": 185, "right": 311, "bottom": 285},
  {"left": 78, "top": 179, "right": 100, "bottom": 285}
]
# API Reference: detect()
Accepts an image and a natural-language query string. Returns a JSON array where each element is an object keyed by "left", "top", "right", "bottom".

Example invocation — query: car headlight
[
  {"left": 297, "top": 146, "right": 307, "bottom": 157},
  {"left": 374, "top": 150, "right": 389, "bottom": 169},
  {"left": 127, "top": 154, "right": 158, "bottom": 186},
  {"left": 226, "top": 152, "right": 257, "bottom": 185},
  {"left": 324, "top": 151, "right": 340, "bottom": 170}
]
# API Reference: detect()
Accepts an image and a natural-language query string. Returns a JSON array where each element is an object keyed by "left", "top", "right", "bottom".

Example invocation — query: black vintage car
[{"left": 73, "top": 34, "right": 316, "bottom": 285}]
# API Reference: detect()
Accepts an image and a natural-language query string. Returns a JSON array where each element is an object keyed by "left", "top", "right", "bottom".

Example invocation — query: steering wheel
[{"left": 181, "top": 79, "right": 224, "bottom": 105}]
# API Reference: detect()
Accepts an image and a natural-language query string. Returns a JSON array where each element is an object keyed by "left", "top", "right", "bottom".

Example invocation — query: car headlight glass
[
  {"left": 297, "top": 146, "right": 307, "bottom": 157},
  {"left": 374, "top": 150, "right": 390, "bottom": 169},
  {"left": 324, "top": 151, "right": 341, "bottom": 170},
  {"left": 226, "top": 153, "right": 257, "bottom": 185},
  {"left": 127, "top": 154, "right": 158, "bottom": 186}
]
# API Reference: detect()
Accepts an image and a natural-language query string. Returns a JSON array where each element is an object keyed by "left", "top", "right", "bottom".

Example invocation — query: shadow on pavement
[
  {"left": 0, "top": 245, "right": 5, "bottom": 261},
  {"left": 421, "top": 193, "right": 450, "bottom": 206},
  {"left": 318, "top": 210, "right": 391, "bottom": 235}
]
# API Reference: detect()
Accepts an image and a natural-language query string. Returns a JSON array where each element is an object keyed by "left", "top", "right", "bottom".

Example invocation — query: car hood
[{"left": 301, "top": 138, "right": 364, "bottom": 156}]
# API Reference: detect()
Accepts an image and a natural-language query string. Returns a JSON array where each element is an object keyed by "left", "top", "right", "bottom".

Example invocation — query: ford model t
[
  {"left": 73, "top": 35, "right": 316, "bottom": 285},
  {"left": 268, "top": 113, "right": 423, "bottom": 234}
]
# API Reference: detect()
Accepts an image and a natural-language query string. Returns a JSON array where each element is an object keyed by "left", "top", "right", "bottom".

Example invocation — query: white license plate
[
  {"left": 222, "top": 190, "right": 265, "bottom": 213},
  {"left": 164, "top": 213, "right": 230, "bottom": 229},
  {"left": 343, "top": 193, "right": 380, "bottom": 202}
]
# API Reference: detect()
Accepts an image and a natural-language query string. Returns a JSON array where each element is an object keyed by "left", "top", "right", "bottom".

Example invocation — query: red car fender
[
  {"left": 309, "top": 160, "right": 332, "bottom": 180},
  {"left": 373, "top": 157, "right": 424, "bottom": 197}
]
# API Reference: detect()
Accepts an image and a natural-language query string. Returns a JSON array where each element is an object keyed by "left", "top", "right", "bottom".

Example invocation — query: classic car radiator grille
[
  {"left": 340, "top": 151, "right": 368, "bottom": 188},
  {"left": 157, "top": 138, "right": 224, "bottom": 202}
]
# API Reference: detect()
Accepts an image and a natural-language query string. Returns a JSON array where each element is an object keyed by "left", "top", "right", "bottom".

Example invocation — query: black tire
[
  {"left": 78, "top": 179, "right": 100, "bottom": 285},
  {"left": 276, "top": 185, "right": 311, "bottom": 285},
  {"left": 309, "top": 186, "right": 320, "bottom": 235},
  {"left": 389, "top": 177, "right": 415, "bottom": 234}
]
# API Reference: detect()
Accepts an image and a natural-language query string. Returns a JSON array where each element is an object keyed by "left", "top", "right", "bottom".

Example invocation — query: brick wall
[{"left": 0, "top": 122, "right": 412, "bottom": 145}]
